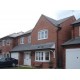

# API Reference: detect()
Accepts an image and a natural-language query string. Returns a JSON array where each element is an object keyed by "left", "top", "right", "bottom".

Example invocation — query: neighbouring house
[
  {"left": 10, "top": 29, "right": 32, "bottom": 66},
  {"left": 0, "top": 32, "right": 24, "bottom": 59},
  {"left": 62, "top": 18, "right": 80, "bottom": 69},
  {"left": 10, "top": 14, "right": 76, "bottom": 68}
]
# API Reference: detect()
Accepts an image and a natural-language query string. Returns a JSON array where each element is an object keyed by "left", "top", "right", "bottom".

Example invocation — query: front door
[{"left": 24, "top": 52, "right": 31, "bottom": 66}]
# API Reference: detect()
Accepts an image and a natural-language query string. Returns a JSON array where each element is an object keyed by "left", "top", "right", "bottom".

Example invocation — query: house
[
  {"left": 10, "top": 15, "right": 76, "bottom": 68},
  {"left": 10, "top": 29, "right": 32, "bottom": 65},
  {"left": 62, "top": 18, "right": 80, "bottom": 69},
  {"left": 0, "top": 32, "right": 24, "bottom": 59}
]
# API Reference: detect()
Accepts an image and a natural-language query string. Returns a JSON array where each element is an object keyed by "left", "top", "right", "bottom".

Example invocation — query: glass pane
[
  {"left": 36, "top": 53, "right": 38, "bottom": 60},
  {"left": 41, "top": 31, "right": 44, "bottom": 38},
  {"left": 41, "top": 52, "right": 43, "bottom": 60},
  {"left": 45, "top": 52, "right": 49, "bottom": 60},
  {"left": 45, "top": 30, "right": 48, "bottom": 38}
]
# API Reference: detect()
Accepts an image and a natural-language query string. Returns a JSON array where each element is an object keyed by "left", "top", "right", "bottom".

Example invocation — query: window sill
[
  {"left": 38, "top": 38, "right": 47, "bottom": 40},
  {"left": 35, "top": 60, "right": 50, "bottom": 62}
]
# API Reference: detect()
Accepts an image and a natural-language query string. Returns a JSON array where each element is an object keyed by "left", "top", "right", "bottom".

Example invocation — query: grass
[{"left": 16, "top": 66, "right": 33, "bottom": 69}]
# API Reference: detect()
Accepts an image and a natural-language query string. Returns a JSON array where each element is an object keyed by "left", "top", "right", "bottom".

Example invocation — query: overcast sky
[{"left": 0, "top": 0, "right": 80, "bottom": 38}]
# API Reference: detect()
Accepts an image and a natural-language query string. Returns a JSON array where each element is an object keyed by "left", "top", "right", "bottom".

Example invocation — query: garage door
[
  {"left": 11, "top": 52, "right": 19, "bottom": 60},
  {"left": 66, "top": 48, "right": 80, "bottom": 69}
]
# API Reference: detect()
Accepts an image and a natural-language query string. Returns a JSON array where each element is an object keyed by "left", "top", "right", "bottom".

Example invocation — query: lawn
[{"left": 16, "top": 66, "right": 33, "bottom": 69}]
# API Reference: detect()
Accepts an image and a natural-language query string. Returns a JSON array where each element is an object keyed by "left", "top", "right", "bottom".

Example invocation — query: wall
[
  {"left": 31, "top": 15, "right": 57, "bottom": 45},
  {"left": 57, "top": 16, "right": 76, "bottom": 68},
  {"left": 31, "top": 50, "right": 56, "bottom": 68}
]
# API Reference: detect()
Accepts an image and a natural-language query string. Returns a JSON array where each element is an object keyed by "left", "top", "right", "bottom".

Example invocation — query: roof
[
  {"left": 62, "top": 37, "right": 80, "bottom": 46},
  {"left": 8, "top": 32, "right": 24, "bottom": 38},
  {"left": 20, "top": 29, "right": 33, "bottom": 36},
  {"left": 72, "top": 18, "right": 80, "bottom": 25},
  {"left": 10, "top": 42, "right": 55, "bottom": 52},
  {"left": 0, "top": 29, "right": 32, "bottom": 40},
  {"left": 0, "top": 32, "right": 24, "bottom": 40},
  {"left": 43, "top": 15, "right": 74, "bottom": 27}
]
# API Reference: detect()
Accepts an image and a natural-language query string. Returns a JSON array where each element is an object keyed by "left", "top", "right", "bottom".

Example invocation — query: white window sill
[
  {"left": 35, "top": 60, "right": 50, "bottom": 62},
  {"left": 20, "top": 43, "right": 24, "bottom": 44},
  {"left": 38, "top": 38, "right": 48, "bottom": 40}
]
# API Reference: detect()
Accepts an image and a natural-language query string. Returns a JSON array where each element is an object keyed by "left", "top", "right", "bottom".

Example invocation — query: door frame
[{"left": 24, "top": 51, "right": 31, "bottom": 66}]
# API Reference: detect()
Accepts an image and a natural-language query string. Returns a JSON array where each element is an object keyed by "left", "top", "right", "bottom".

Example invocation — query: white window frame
[
  {"left": 20, "top": 37, "right": 24, "bottom": 44},
  {"left": 2, "top": 40, "right": 5, "bottom": 46},
  {"left": 6, "top": 39, "right": 11, "bottom": 45},
  {"left": 79, "top": 27, "right": 80, "bottom": 36},
  {"left": 28, "top": 36, "right": 31, "bottom": 43},
  {"left": 35, "top": 51, "right": 50, "bottom": 62},
  {"left": 38, "top": 29, "right": 48, "bottom": 40}
]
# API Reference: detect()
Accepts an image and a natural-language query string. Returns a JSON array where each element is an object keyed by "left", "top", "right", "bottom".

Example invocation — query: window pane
[
  {"left": 38, "top": 32, "right": 40, "bottom": 39},
  {"left": 41, "top": 31, "right": 44, "bottom": 38},
  {"left": 36, "top": 53, "right": 38, "bottom": 60},
  {"left": 45, "top": 52, "right": 49, "bottom": 60},
  {"left": 20, "top": 37, "right": 24, "bottom": 44},
  {"left": 45, "top": 30, "right": 48, "bottom": 38},
  {"left": 39, "top": 52, "right": 40, "bottom": 60},
  {"left": 28, "top": 36, "right": 31, "bottom": 43},
  {"left": 40, "top": 52, "right": 43, "bottom": 60}
]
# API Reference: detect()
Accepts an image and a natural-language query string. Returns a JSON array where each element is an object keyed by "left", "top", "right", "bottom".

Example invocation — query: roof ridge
[{"left": 42, "top": 14, "right": 74, "bottom": 27}]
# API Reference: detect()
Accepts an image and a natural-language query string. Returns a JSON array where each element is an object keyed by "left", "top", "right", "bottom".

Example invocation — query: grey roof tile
[
  {"left": 62, "top": 37, "right": 80, "bottom": 45},
  {"left": 43, "top": 15, "right": 74, "bottom": 27},
  {"left": 10, "top": 42, "right": 55, "bottom": 52},
  {"left": 72, "top": 18, "right": 80, "bottom": 24}
]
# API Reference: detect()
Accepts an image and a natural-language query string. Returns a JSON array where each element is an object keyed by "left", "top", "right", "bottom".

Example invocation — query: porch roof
[{"left": 10, "top": 42, "right": 55, "bottom": 52}]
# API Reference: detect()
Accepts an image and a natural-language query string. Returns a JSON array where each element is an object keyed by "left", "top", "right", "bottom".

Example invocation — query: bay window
[{"left": 35, "top": 51, "right": 50, "bottom": 62}]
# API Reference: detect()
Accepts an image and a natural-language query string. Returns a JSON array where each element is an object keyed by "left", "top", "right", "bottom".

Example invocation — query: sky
[{"left": 0, "top": 0, "right": 80, "bottom": 38}]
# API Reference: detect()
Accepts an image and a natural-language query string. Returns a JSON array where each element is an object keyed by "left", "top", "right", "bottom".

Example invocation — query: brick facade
[{"left": 0, "top": 15, "right": 76, "bottom": 68}]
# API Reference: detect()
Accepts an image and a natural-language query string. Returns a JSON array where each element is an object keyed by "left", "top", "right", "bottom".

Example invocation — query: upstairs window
[
  {"left": 38, "top": 29, "right": 48, "bottom": 40},
  {"left": 2, "top": 40, "right": 5, "bottom": 46},
  {"left": 20, "top": 37, "right": 24, "bottom": 44},
  {"left": 28, "top": 36, "right": 31, "bottom": 43},
  {"left": 6, "top": 39, "right": 11, "bottom": 45},
  {"left": 79, "top": 27, "right": 80, "bottom": 36},
  {"left": 0, "top": 41, "right": 2, "bottom": 47}
]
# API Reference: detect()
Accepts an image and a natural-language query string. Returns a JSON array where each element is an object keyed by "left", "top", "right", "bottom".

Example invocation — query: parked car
[{"left": 0, "top": 57, "right": 18, "bottom": 68}]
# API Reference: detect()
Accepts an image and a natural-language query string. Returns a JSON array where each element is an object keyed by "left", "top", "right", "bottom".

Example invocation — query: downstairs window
[{"left": 35, "top": 51, "right": 50, "bottom": 62}]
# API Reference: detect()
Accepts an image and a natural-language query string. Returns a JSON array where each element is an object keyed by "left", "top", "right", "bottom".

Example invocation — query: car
[{"left": 0, "top": 57, "right": 18, "bottom": 68}]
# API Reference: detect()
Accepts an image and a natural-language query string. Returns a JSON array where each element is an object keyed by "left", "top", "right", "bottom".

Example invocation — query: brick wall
[{"left": 31, "top": 15, "right": 57, "bottom": 45}]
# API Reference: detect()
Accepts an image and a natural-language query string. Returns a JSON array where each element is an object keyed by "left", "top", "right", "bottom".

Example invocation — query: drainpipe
[
  {"left": 56, "top": 24, "right": 61, "bottom": 68},
  {"left": 72, "top": 26, "right": 75, "bottom": 39}
]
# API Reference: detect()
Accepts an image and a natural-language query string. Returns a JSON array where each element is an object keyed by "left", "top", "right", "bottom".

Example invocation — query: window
[
  {"left": 35, "top": 51, "right": 50, "bottom": 62},
  {"left": 2, "top": 40, "right": 5, "bottom": 46},
  {"left": 6, "top": 39, "right": 11, "bottom": 45},
  {"left": 45, "top": 51, "right": 49, "bottom": 60},
  {"left": 79, "top": 27, "right": 80, "bottom": 36},
  {"left": 0, "top": 41, "right": 2, "bottom": 47},
  {"left": 20, "top": 37, "right": 24, "bottom": 44},
  {"left": 38, "top": 29, "right": 48, "bottom": 40},
  {"left": 28, "top": 36, "right": 31, "bottom": 43}
]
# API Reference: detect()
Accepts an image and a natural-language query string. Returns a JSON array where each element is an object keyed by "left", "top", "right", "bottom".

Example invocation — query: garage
[
  {"left": 66, "top": 48, "right": 80, "bottom": 69},
  {"left": 11, "top": 52, "right": 19, "bottom": 60}
]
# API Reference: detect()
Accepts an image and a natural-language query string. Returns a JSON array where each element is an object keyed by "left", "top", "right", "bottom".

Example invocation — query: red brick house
[
  {"left": 10, "top": 30, "right": 32, "bottom": 66},
  {"left": 0, "top": 32, "right": 24, "bottom": 59},
  {"left": 62, "top": 18, "right": 80, "bottom": 69},
  {"left": 10, "top": 14, "right": 76, "bottom": 68}
]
